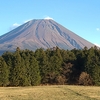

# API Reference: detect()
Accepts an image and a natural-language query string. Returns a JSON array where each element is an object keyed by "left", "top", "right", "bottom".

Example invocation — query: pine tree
[
  {"left": 10, "top": 47, "right": 23, "bottom": 86},
  {"left": 85, "top": 47, "right": 100, "bottom": 85},
  {"left": 20, "top": 50, "right": 31, "bottom": 86},
  {"left": 35, "top": 48, "right": 50, "bottom": 84},
  {"left": 0, "top": 57, "right": 9, "bottom": 86},
  {"left": 2, "top": 52, "right": 14, "bottom": 85},
  {"left": 29, "top": 55, "right": 41, "bottom": 86}
]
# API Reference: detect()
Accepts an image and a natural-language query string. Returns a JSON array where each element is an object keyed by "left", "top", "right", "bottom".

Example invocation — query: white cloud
[
  {"left": 96, "top": 28, "right": 100, "bottom": 31},
  {"left": 13, "top": 23, "right": 20, "bottom": 27},
  {"left": 94, "top": 43, "right": 100, "bottom": 47},
  {"left": 9, "top": 17, "right": 53, "bottom": 31},
  {"left": 44, "top": 16, "right": 53, "bottom": 20},
  {"left": 24, "top": 19, "right": 32, "bottom": 23},
  {"left": 10, "top": 19, "right": 32, "bottom": 31},
  {"left": 10, "top": 19, "right": 31, "bottom": 31},
  {"left": 10, "top": 23, "right": 20, "bottom": 30}
]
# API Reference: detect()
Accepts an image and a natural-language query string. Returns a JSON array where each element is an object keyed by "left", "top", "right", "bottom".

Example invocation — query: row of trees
[{"left": 0, "top": 46, "right": 100, "bottom": 86}]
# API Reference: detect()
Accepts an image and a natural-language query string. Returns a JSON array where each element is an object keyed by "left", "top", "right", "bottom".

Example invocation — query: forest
[{"left": 0, "top": 46, "right": 100, "bottom": 86}]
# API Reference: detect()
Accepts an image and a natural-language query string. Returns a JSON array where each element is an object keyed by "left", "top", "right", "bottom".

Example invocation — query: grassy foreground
[{"left": 0, "top": 85, "right": 100, "bottom": 100}]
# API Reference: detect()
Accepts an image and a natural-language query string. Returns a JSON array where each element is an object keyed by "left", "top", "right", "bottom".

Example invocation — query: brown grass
[{"left": 0, "top": 85, "right": 100, "bottom": 100}]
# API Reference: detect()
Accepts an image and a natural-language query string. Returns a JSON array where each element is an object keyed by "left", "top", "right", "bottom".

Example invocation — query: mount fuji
[{"left": 0, "top": 19, "right": 94, "bottom": 54}]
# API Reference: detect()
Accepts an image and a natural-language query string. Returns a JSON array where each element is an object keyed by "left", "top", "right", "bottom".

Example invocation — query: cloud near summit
[
  {"left": 24, "top": 19, "right": 32, "bottom": 23},
  {"left": 10, "top": 19, "right": 32, "bottom": 31},
  {"left": 10, "top": 18, "right": 53, "bottom": 31},
  {"left": 44, "top": 16, "right": 53, "bottom": 20},
  {"left": 10, "top": 23, "right": 20, "bottom": 30}
]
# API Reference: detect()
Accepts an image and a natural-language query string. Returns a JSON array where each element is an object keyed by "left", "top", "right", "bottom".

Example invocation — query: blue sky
[{"left": 0, "top": 0, "right": 100, "bottom": 46}]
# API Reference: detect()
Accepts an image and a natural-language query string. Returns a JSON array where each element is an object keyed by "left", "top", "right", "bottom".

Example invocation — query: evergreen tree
[
  {"left": 2, "top": 52, "right": 14, "bottom": 85},
  {"left": 35, "top": 48, "right": 50, "bottom": 84},
  {"left": 29, "top": 55, "right": 41, "bottom": 85},
  {"left": 0, "top": 57, "right": 9, "bottom": 86},
  {"left": 10, "top": 47, "right": 23, "bottom": 86},
  {"left": 2, "top": 51, "right": 13, "bottom": 69},
  {"left": 47, "top": 55, "right": 62, "bottom": 84},
  {"left": 1, "top": 46, "right": 100, "bottom": 86},
  {"left": 20, "top": 50, "right": 31, "bottom": 86},
  {"left": 85, "top": 47, "right": 100, "bottom": 85}
]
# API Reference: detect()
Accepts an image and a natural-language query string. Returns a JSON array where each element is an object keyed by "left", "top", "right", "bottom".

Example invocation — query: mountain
[{"left": 0, "top": 19, "right": 94, "bottom": 54}]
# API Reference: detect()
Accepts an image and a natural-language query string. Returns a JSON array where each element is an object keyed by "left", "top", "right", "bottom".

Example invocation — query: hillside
[{"left": 0, "top": 19, "right": 94, "bottom": 54}]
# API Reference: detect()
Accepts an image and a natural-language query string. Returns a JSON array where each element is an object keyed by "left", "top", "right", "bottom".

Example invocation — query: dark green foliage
[
  {"left": 35, "top": 49, "right": 49, "bottom": 84},
  {"left": 0, "top": 57, "right": 9, "bottom": 86},
  {"left": 10, "top": 48, "right": 24, "bottom": 86},
  {"left": 1, "top": 46, "right": 100, "bottom": 86},
  {"left": 84, "top": 47, "right": 100, "bottom": 85},
  {"left": 29, "top": 55, "right": 41, "bottom": 85}
]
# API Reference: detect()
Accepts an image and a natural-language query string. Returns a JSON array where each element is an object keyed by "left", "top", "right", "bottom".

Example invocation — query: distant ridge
[{"left": 0, "top": 19, "right": 94, "bottom": 54}]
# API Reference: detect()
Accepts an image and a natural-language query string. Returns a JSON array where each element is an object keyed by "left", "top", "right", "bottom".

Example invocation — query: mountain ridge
[{"left": 0, "top": 19, "right": 95, "bottom": 54}]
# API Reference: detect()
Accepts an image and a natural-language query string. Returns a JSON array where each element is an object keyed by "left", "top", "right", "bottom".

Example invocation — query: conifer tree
[
  {"left": 20, "top": 50, "right": 31, "bottom": 86},
  {"left": 0, "top": 57, "right": 9, "bottom": 86},
  {"left": 85, "top": 47, "right": 100, "bottom": 85},
  {"left": 10, "top": 47, "right": 22, "bottom": 86},
  {"left": 29, "top": 55, "right": 41, "bottom": 85}
]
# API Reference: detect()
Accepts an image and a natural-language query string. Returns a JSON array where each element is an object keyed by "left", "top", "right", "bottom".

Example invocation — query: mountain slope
[{"left": 0, "top": 19, "right": 94, "bottom": 53}]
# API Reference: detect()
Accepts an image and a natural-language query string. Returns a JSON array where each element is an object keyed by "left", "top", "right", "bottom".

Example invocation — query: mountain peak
[{"left": 0, "top": 19, "right": 94, "bottom": 54}]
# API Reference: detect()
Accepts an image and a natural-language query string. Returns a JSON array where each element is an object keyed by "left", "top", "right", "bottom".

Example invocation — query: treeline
[{"left": 0, "top": 46, "right": 100, "bottom": 86}]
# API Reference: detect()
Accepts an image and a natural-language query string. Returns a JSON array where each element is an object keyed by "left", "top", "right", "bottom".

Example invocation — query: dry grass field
[{"left": 0, "top": 85, "right": 100, "bottom": 100}]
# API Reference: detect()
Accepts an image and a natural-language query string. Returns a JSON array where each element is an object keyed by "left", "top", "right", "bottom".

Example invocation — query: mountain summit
[{"left": 0, "top": 19, "right": 94, "bottom": 54}]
